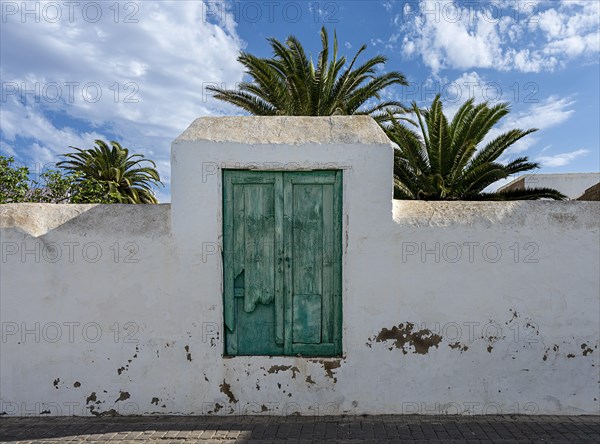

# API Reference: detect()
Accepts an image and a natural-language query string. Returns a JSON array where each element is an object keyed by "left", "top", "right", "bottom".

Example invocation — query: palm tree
[
  {"left": 387, "top": 95, "right": 565, "bottom": 200},
  {"left": 58, "top": 140, "right": 162, "bottom": 204},
  {"left": 207, "top": 27, "right": 408, "bottom": 124}
]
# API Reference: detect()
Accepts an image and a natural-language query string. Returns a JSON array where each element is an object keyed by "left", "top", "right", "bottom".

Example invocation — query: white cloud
[
  {"left": 0, "top": 141, "right": 17, "bottom": 159},
  {"left": 398, "top": 0, "right": 599, "bottom": 73},
  {"left": 508, "top": 96, "right": 576, "bottom": 130},
  {"left": 397, "top": 71, "right": 579, "bottom": 167},
  {"left": 536, "top": 149, "right": 589, "bottom": 167},
  {"left": 544, "top": 33, "right": 600, "bottom": 57},
  {"left": 436, "top": 71, "right": 497, "bottom": 117},
  {"left": 1, "top": 96, "right": 106, "bottom": 155},
  {"left": 402, "top": 72, "right": 577, "bottom": 151},
  {"left": 0, "top": 1, "right": 246, "bottom": 202},
  {"left": 537, "top": 8, "right": 565, "bottom": 38},
  {"left": 491, "top": 95, "right": 576, "bottom": 156}
]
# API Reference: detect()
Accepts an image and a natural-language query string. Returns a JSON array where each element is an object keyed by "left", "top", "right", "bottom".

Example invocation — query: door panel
[
  {"left": 284, "top": 172, "right": 342, "bottom": 355},
  {"left": 224, "top": 172, "right": 283, "bottom": 356}
]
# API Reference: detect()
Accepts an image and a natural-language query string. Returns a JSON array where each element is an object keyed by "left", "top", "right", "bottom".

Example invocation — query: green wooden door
[{"left": 223, "top": 170, "right": 342, "bottom": 356}]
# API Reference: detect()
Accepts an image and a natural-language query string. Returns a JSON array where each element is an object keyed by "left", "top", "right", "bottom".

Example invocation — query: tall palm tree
[
  {"left": 387, "top": 95, "right": 566, "bottom": 200},
  {"left": 58, "top": 140, "right": 162, "bottom": 204},
  {"left": 207, "top": 27, "right": 408, "bottom": 124}
]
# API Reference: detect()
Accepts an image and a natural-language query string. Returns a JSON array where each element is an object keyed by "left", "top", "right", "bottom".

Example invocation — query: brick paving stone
[
  {"left": 298, "top": 423, "right": 314, "bottom": 438},
  {"left": 262, "top": 424, "right": 279, "bottom": 438},
  {"left": 311, "top": 421, "right": 325, "bottom": 439},
  {"left": 336, "top": 422, "right": 350, "bottom": 439},
  {"left": 0, "top": 415, "right": 599, "bottom": 442},
  {"left": 359, "top": 421, "right": 374, "bottom": 439},
  {"left": 382, "top": 421, "right": 399, "bottom": 438},
  {"left": 324, "top": 421, "right": 337, "bottom": 440}
]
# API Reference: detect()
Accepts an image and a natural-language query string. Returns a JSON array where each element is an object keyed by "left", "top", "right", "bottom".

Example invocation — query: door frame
[{"left": 222, "top": 169, "right": 343, "bottom": 357}]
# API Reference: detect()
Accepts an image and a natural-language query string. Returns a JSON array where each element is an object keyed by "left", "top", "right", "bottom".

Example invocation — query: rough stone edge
[
  {"left": 3, "top": 201, "right": 599, "bottom": 238},
  {"left": 392, "top": 200, "right": 600, "bottom": 229},
  {"left": 0, "top": 203, "right": 172, "bottom": 238},
  {"left": 173, "top": 116, "right": 392, "bottom": 145}
]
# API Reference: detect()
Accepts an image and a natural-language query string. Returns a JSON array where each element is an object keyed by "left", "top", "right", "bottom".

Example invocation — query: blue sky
[{"left": 1, "top": 0, "right": 598, "bottom": 202}]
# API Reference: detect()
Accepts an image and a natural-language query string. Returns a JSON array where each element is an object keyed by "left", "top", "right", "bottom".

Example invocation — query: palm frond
[
  {"left": 387, "top": 94, "right": 562, "bottom": 201},
  {"left": 209, "top": 27, "right": 407, "bottom": 120},
  {"left": 58, "top": 140, "right": 163, "bottom": 204}
]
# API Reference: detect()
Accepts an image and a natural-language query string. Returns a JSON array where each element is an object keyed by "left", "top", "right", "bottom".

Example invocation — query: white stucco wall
[
  {"left": 1, "top": 117, "right": 599, "bottom": 416},
  {"left": 500, "top": 173, "right": 600, "bottom": 199}
]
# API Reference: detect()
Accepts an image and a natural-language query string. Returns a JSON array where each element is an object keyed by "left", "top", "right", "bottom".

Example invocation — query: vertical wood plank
[
  {"left": 292, "top": 183, "right": 323, "bottom": 346},
  {"left": 283, "top": 174, "right": 294, "bottom": 355},
  {"left": 274, "top": 172, "right": 284, "bottom": 345},
  {"left": 321, "top": 183, "right": 334, "bottom": 343},
  {"left": 223, "top": 171, "right": 236, "bottom": 355},
  {"left": 333, "top": 170, "right": 343, "bottom": 354},
  {"left": 293, "top": 184, "right": 323, "bottom": 296},
  {"left": 243, "top": 184, "right": 275, "bottom": 312}
]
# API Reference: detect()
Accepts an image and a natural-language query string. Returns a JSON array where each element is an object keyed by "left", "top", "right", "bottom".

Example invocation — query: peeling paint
[
  {"left": 53, "top": 378, "right": 59, "bottom": 389},
  {"left": 322, "top": 360, "right": 341, "bottom": 381},
  {"left": 267, "top": 365, "right": 300, "bottom": 378},
  {"left": 306, "top": 375, "right": 316, "bottom": 384},
  {"left": 89, "top": 407, "right": 118, "bottom": 417},
  {"left": 311, "top": 359, "right": 342, "bottom": 383},
  {"left": 86, "top": 392, "right": 97, "bottom": 404},
  {"left": 151, "top": 397, "right": 160, "bottom": 405},
  {"left": 581, "top": 344, "right": 593, "bottom": 356},
  {"left": 448, "top": 342, "right": 468, "bottom": 352},
  {"left": 184, "top": 345, "right": 192, "bottom": 362},
  {"left": 209, "top": 332, "right": 220, "bottom": 348},
  {"left": 543, "top": 345, "right": 560, "bottom": 362},
  {"left": 115, "top": 391, "right": 130, "bottom": 402},
  {"left": 116, "top": 349, "right": 139, "bottom": 375},
  {"left": 219, "top": 380, "right": 238, "bottom": 404},
  {"left": 368, "top": 323, "right": 442, "bottom": 354},
  {"left": 485, "top": 335, "right": 501, "bottom": 353},
  {"left": 73, "top": 381, "right": 81, "bottom": 388},
  {"left": 524, "top": 321, "right": 539, "bottom": 336}
]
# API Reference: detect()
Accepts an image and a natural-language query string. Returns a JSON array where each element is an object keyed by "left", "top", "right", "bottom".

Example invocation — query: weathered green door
[{"left": 223, "top": 170, "right": 342, "bottom": 356}]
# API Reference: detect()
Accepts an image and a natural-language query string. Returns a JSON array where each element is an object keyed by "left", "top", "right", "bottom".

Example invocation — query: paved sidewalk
[{"left": 0, "top": 415, "right": 598, "bottom": 443}]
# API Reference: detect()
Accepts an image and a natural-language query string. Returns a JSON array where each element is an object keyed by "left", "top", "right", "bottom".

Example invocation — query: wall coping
[
  {"left": 2, "top": 201, "right": 598, "bottom": 237},
  {"left": 173, "top": 116, "right": 391, "bottom": 145}
]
